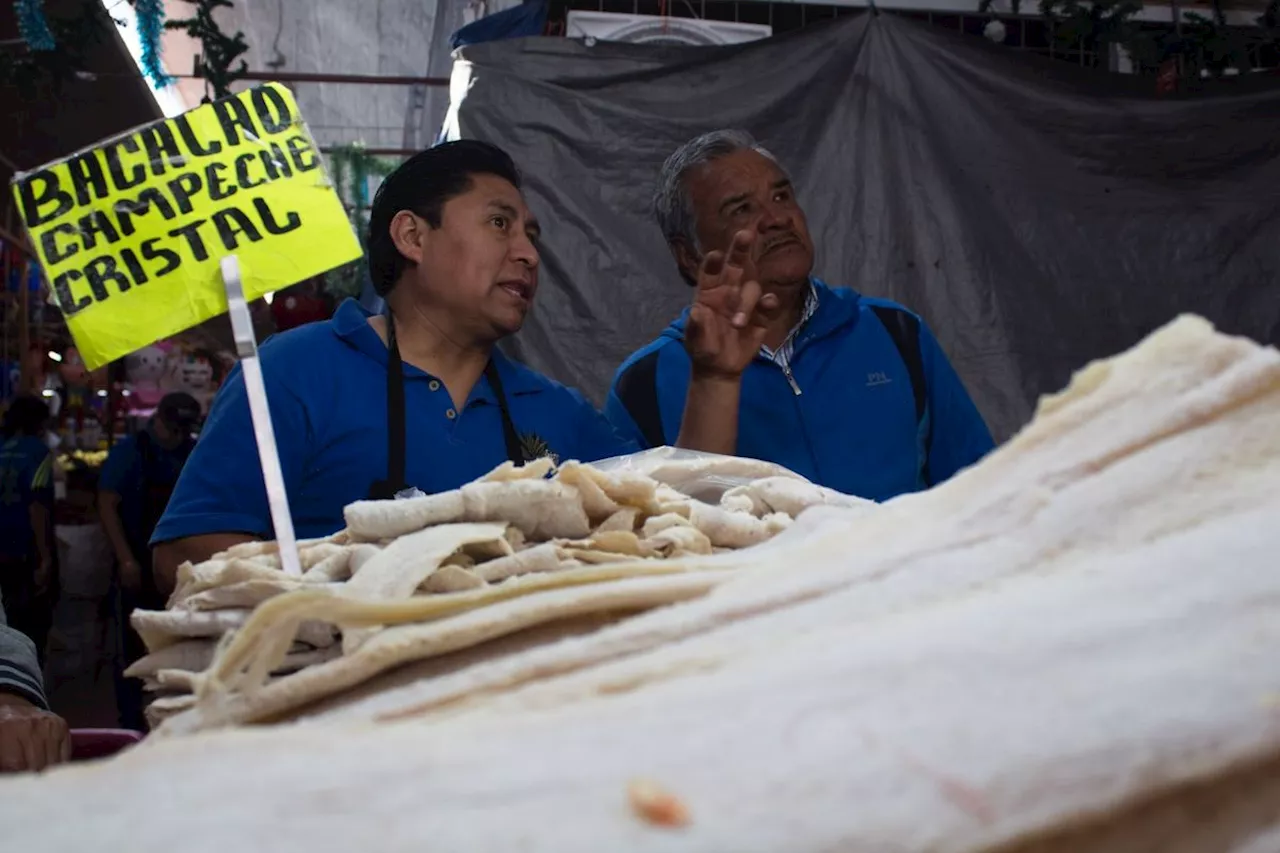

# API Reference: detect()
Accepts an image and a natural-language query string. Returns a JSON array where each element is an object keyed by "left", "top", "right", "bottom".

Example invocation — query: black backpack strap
[
  {"left": 613, "top": 349, "right": 666, "bottom": 449},
  {"left": 870, "top": 305, "right": 932, "bottom": 483}
]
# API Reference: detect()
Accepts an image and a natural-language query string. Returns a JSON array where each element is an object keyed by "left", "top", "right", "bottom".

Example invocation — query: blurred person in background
[
  {"left": 0, "top": 597, "right": 69, "bottom": 772},
  {"left": 98, "top": 392, "right": 201, "bottom": 731},
  {"left": 0, "top": 395, "right": 57, "bottom": 665}
]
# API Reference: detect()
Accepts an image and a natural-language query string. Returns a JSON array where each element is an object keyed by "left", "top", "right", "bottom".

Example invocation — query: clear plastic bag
[{"left": 587, "top": 446, "right": 810, "bottom": 505}]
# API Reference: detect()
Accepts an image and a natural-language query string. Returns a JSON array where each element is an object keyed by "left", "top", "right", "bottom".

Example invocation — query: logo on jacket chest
[
  {"left": 865, "top": 371, "right": 893, "bottom": 388},
  {"left": 519, "top": 432, "right": 559, "bottom": 465}
]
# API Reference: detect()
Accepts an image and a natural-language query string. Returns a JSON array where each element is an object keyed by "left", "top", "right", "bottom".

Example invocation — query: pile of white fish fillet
[{"left": 2, "top": 314, "right": 1278, "bottom": 853}]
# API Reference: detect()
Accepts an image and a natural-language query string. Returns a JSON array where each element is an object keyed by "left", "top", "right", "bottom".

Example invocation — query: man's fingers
[
  {"left": 725, "top": 230, "right": 755, "bottom": 270},
  {"left": 732, "top": 279, "right": 763, "bottom": 329},
  {"left": 44, "top": 719, "right": 64, "bottom": 769},
  {"left": 752, "top": 292, "right": 783, "bottom": 327},
  {"left": 22, "top": 725, "right": 41, "bottom": 772},
  {"left": 699, "top": 251, "right": 726, "bottom": 280}
]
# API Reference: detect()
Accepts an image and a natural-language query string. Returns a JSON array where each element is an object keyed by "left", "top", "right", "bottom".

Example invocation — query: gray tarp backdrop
[{"left": 448, "top": 12, "right": 1280, "bottom": 441}]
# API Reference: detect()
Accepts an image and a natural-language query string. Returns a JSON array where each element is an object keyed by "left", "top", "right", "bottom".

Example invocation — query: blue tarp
[{"left": 450, "top": 0, "right": 547, "bottom": 50}]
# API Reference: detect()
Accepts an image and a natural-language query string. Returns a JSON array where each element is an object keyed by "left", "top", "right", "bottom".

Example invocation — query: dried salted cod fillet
[
  {"left": 345, "top": 523, "right": 509, "bottom": 601},
  {"left": 123, "top": 640, "right": 217, "bottom": 678},
  {"left": 686, "top": 503, "right": 791, "bottom": 549},
  {"left": 563, "top": 461, "right": 659, "bottom": 509},
  {"left": 421, "top": 566, "right": 488, "bottom": 594},
  {"left": 150, "top": 645, "right": 342, "bottom": 692},
  {"left": 641, "top": 513, "right": 693, "bottom": 537},
  {"left": 559, "top": 530, "right": 658, "bottom": 559},
  {"left": 301, "top": 543, "right": 383, "bottom": 584},
  {"left": 342, "top": 523, "right": 510, "bottom": 653},
  {"left": 472, "top": 542, "right": 564, "bottom": 583},
  {"left": 554, "top": 461, "right": 621, "bottom": 521},
  {"left": 130, "top": 608, "right": 337, "bottom": 653},
  {"left": 168, "top": 559, "right": 291, "bottom": 608},
  {"left": 721, "top": 477, "right": 878, "bottom": 518},
  {"left": 344, "top": 480, "right": 591, "bottom": 541},
  {"left": 595, "top": 507, "right": 640, "bottom": 533},
  {"left": 179, "top": 580, "right": 343, "bottom": 612},
  {"left": 161, "top": 570, "right": 729, "bottom": 733},
  {"left": 643, "top": 524, "right": 713, "bottom": 557},
  {"left": 124, "top": 640, "right": 323, "bottom": 680},
  {"left": 165, "top": 557, "right": 736, "bottom": 731},
  {"left": 212, "top": 532, "right": 348, "bottom": 561}
]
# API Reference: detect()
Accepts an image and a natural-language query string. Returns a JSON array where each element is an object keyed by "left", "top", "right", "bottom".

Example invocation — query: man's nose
[
  {"left": 511, "top": 231, "right": 540, "bottom": 268},
  {"left": 757, "top": 201, "right": 793, "bottom": 232}
]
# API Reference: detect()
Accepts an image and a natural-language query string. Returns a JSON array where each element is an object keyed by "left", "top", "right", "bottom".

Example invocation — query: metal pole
[{"left": 182, "top": 70, "right": 450, "bottom": 87}]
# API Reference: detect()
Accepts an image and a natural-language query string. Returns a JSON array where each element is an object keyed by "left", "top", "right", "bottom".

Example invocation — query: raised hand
[{"left": 684, "top": 230, "right": 781, "bottom": 380}]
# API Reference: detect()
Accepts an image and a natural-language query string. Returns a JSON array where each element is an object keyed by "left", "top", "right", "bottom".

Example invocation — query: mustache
[{"left": 760, "top": 234, "right": 802, "bottom": 255}]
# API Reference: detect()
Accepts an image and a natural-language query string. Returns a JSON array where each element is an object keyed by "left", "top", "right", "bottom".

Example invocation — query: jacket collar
[{"left": 330, "top": 298, "right": 545, "bottom": 397}]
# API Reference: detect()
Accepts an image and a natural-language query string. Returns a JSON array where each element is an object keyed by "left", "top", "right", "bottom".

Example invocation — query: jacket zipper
[{"left": 782, "top": 362, "right": 802, "bottom": 396}]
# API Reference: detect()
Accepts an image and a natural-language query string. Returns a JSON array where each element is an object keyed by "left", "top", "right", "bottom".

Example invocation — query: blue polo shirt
[
  {"left": 605, "top": 279, "right": 994, "bottom": 502},
  {"left": 0, "top": 435, "right": 54, "bottom": 559},
  {"left": 153, "top": 299, "right": 636, "bottom": 543}
]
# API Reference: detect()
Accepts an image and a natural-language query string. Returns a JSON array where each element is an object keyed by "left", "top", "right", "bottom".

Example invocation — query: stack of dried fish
[{"left": 129, "top": 456, "right": 873, "bottom": 730}]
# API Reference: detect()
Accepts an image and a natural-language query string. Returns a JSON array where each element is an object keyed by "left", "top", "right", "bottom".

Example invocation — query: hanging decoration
[
  {"left": 14, "top": 0, "right": 57, "bottom": 51},
  {"left": 1, "top": 0, "right": 106, "bottom": 97},
  {"left": 324, "top": 143, "right": 402, "bottom": 299},
  {"left": 977, "top": 0, "right": 1280, "bottom": 88},
  {"left": 132, "top": 0, "right": 172, "bottom": 88},
  {"left": 162, "top": 0, "right": 249, "bottom": 101}
]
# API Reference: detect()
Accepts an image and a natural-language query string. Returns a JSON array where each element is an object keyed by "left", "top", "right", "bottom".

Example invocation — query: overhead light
[
  {"left": 40, "top": 389, "right": 55, "bottom": 398},
  {"left": 97, "top": 390, "right": 108, "bottom": 397},
  {"left": 48, "top": 351, "right": 63, "bottom": 362}
]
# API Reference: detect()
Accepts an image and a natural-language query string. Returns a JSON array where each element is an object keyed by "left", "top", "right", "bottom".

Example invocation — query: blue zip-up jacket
[{"left": 605, "top": 279, "right": 995, "bottom": 501}]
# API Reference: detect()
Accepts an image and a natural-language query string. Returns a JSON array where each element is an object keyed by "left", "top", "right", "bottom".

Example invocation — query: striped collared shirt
[{"left": 759, "top": 281, "right": 819, "bottom": 379}]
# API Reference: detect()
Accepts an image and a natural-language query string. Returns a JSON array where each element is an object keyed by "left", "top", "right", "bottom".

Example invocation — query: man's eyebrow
[
  {"left": 489, "top": 200, "right": 521, "bottom": 219},
  {"left": 773, "top": 178, "right": 793, "bottom": 192}
]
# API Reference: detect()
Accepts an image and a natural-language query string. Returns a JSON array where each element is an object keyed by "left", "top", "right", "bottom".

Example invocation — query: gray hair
[{"left": 652, "top": 129, "right": 782, "bottom": 251}]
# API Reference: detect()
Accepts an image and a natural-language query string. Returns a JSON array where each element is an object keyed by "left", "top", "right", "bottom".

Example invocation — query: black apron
[{"left": 366, "top": 314, "right": 527, "bottom": 501}]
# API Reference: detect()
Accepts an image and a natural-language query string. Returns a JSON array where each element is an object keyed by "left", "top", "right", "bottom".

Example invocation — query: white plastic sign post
[{"left": 220, "top": 255, "right": 302, "bottom": 576}]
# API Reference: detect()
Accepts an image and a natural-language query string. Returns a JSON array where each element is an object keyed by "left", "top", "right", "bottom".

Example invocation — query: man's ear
[
  {"left": 671, "top": 239, "right": 701, "bottom": 287},
  {"left": 389, "top": 211, "right": 425, "bottom": 266}
]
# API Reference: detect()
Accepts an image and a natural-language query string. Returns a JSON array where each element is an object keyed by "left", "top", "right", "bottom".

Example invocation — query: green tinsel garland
[{"left": 324, "top": 144, "right": 403, "bottom": 299}]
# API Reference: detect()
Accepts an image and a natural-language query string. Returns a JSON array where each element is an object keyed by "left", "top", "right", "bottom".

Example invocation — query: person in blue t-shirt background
[
  {"left": 0, "top": 395, "right": 57, "bottom": 665},
  {"left": 99, "top": 391, "right": 200, "bottom": 731},
  {"left": 151, "top": 140, "right": 776, "bottom": 594},
  {"left": 608, "top": 129, "right": 995, "bottom": 501}
]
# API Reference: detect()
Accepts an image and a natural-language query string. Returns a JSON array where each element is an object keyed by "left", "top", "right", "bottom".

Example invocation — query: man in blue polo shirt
[
  {"left": 606, "top": 130, "right": 994, "bottom": 501},
  {"left": 0, "top": 396, "right": 56, "bottom": 662},
  {"left": 151, "top": 140, "right": 771, "bottom": 592}
]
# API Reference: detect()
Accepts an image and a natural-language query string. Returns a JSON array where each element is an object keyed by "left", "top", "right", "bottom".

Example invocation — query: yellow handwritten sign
[{"left": 10, "top": 83, "right": 361, "bottom": 370}]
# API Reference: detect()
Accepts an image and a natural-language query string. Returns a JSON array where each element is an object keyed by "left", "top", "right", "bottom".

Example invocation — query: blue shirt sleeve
[
  {"left": 919, "top": 321, "right": 996, "bottom": 485},
  {"left": 151, "top": 359, "right": 311, "bottom": 545},
  {"left": 567, "top": 389, "right": 640, "bottom": 463},
  {"left": 98, "top": 436, "right": 140, "bottom": 496}
]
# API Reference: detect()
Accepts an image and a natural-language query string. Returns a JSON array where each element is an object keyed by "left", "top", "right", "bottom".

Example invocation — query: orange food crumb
[{"left": 628, "top": 778, "right": 691, "bottom": 828}]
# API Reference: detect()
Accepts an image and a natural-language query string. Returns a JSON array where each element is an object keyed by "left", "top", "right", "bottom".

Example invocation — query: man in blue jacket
[{"left": 606, "top": 130, "right": 994, "bottom": 501}]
